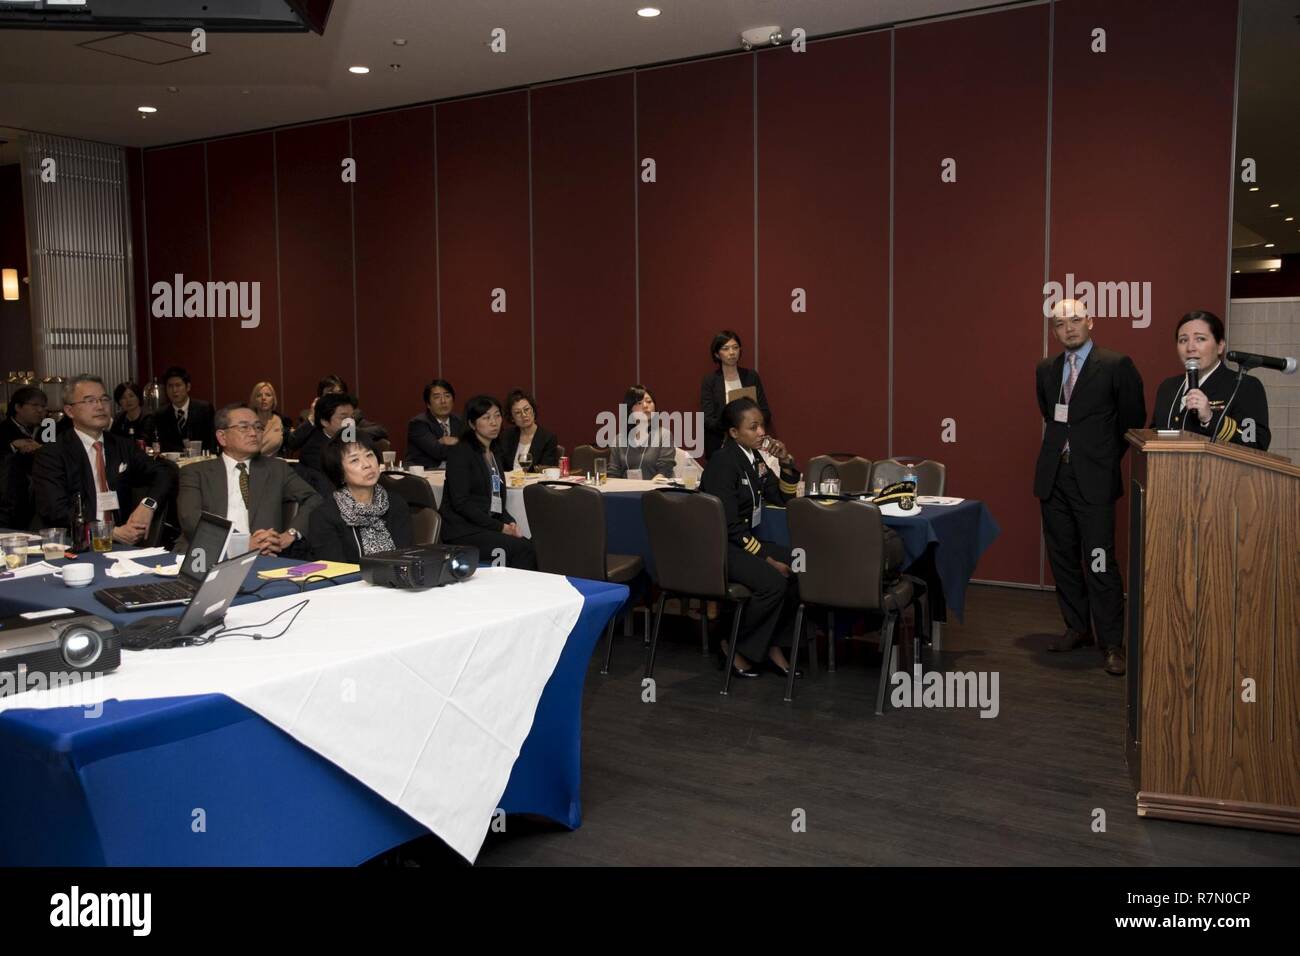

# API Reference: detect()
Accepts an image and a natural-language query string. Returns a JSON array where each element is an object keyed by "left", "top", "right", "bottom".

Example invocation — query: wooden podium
[{"left": 1125, "top": 429, "right": 1299, "bottom": 833}]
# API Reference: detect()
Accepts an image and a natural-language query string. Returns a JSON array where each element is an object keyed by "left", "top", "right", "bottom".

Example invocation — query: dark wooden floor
[{"left": 421, "top": 585, "right": 1300, "bottom": 866}]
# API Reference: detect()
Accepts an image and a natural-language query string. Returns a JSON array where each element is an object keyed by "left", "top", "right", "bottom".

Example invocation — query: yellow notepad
[{"left": 256, "top": 561, "right": 360, "bottom": 582}]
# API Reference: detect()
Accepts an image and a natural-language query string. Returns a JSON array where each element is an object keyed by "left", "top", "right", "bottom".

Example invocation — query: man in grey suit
[{"left": 178, "top": 403, "right": 321, "bottom": 554}]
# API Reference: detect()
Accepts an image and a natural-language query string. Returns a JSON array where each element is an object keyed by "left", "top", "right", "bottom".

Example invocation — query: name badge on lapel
[
  {"left": 97, "top": 490, "right": 120, "bottom": 513},
  {"left": 490, "top": 472, "right": 503, "bottom": 515},
  {"left": 1053, "top": 403, "right": 1069, "bottom": 424},
  {"left": 751, "top": 501, "right": 762, "bottom": 528},
  {"left": 628, "top": 468, "right": 643, "bottom": 481}
]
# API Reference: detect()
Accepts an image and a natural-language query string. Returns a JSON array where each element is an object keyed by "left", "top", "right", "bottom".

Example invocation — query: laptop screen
[{"left": 180, "top": 512, "right": 234, "bottom": 585}]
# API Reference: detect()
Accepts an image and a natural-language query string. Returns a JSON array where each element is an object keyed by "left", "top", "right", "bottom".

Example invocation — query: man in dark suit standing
[
  {"left": 1035, "top": 299, "right": 1146, "bottom": 675},
  {"left": 177, "top": 403, "right": 321, "bottom": 553},
  {"left": 154, "top": 365, "right": 216, "bottom": 454},
  {"left": 32, "top": 374, "right": 174, "bottom": 546}
]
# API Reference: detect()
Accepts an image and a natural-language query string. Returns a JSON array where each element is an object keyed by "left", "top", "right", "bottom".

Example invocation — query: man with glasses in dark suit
[
  {"left": 1034, "top": 299, "right": 1147, "bottom": 676},
  {"left": 32, "top": 374, "right": 173, "bottom": 546}
]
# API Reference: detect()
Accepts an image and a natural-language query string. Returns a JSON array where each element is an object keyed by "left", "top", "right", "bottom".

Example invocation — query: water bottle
[{"left": 903, "top": 466, "right": 919, "bottom": 507}]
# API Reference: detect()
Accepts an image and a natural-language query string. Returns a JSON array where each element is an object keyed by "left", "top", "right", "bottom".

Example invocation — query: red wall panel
[
  {"left": 757, "top": 33, "right": 891, "bottom": 463},
  {"left": 143, "top": 144, "right": 211, "bottom": 398},
  {"left": 1049, "top": 0, "right": 1238, "bottom": 585},
  {"left": 274, "top": 121, "right": 356, "bottom": 418},
  {"left": 435, "top": 92, "right": 532, "bottom": 405},
  {"left": 352, "top": 107, "right": 439, "bottom": 459},
  {"left": 893, "top": 6, "right": 1050, "bottom": 585},
  {"left": 636, "top": 56, "right": 754, "bottom": 432},
  {"left": 532, "top": 75, "right": 637, "bottom": 451},
  {"left": 207, "top": 133, "right": 280, "bottom": 408}
]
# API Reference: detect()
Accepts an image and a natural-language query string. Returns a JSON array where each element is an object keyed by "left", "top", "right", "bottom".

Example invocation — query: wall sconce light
[{"left": 2, "top": 269, "right": 18, "bottom": 301}]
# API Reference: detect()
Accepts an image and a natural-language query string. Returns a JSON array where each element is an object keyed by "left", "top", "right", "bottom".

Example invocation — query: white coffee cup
[
  {"left": 163, "top": 452, "right": 182, "bottom": 462},
  {"left": 543, "top": 468, "right": 561, "bottom": 479},
  {"left": 408, "top": 465, "right": 425, "bottom": 475},
  {"left": 54, "top": 564, "right": 95, "bottom": 588}
]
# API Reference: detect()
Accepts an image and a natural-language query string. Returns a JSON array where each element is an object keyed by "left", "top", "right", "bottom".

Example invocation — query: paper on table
[
  {"left": 917, "top": 495, "right": 964, "bottom": 506},
  {"left": 0, "top": 561, "right": 59, "bottom": 581},
  {"left": 109, "top": 547, "right": 171, "bottom": 561}
]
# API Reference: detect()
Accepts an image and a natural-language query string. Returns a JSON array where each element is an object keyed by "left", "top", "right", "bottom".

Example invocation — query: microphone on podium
[{"left": 1226, "top": 350, "right": 1298, "bottom": 374}]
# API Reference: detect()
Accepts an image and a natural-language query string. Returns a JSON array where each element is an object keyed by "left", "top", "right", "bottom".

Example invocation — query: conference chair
[
  {"left": 570, "top": 444, "right": 600, "bottom": 478},
  {"left": 806, "top": 453, "right": 873, "bottom": 495},
  {"left": 641, "top": 488, "right": 755, "bottom": 695},
  {"left": 523, "top": 481, "right": 646, "bottom": 674},
  {"left": 869, "top": 458, "right": 946, "bottom": 496},
  {"left": 379, "top": 470, "right": 442, "bottom": 545},
  {"left": 786, "top": 496, "right": 929, "bottom": 712},
  {"left": 144, "top": 505, "right": 166, "bottom": 547}
]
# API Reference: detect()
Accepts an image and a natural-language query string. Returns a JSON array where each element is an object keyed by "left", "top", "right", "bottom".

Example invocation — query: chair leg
[
  {"left": 721, "top": 598, "right": 746, "bottom": 696},
  {"left": 700, "top": 611, "right": 710, "bottom": 656},
  {"left": 803, "top": 611, "right": 819, "bottom": 675},
  {"left": 641, "top": 606, "right": 651, "bottom": 646},
  {"left": 644, "top": 592, "right": 668, "bottom": 681},
  {"left": 827, "top": 610, "right": 837, "bottom": 672},
  {"left": 874, "top": 611, "right": 898, "bottom": 716},
  {"left": 600, "top": 614, "right": 618, "bottom": 675},
  {"left": 785, "top": 603, "right": 805, "bottom": 703}
]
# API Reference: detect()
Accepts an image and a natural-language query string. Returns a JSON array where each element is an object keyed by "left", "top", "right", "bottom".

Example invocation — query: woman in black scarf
[{"left": 307, "top": 431, "right": 413, "bottom": 562}]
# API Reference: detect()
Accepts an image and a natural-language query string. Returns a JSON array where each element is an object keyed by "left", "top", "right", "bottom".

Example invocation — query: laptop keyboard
[{"left": 114, "top": 581, "right": 194, "bottom": 605}]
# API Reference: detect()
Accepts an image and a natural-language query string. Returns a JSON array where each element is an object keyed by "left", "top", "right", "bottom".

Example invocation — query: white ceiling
[{"left": 0, "top": 0, "right": 1012, "bottom": 149}]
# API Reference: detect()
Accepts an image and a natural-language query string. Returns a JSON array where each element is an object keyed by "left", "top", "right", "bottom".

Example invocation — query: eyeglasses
[
  {"left": 69, "top": 396, "right": 113, "bottom": 407},
  {"left": 221, "top": 422, "right": 266, "bottom": 434}
]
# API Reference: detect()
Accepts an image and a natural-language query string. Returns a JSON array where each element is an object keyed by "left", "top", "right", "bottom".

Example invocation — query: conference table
[
  {"left": 420, "top": 471, "right": 1000, "bottom": 632},
  {"left": 0, "top": 549, "right": 627, "bottom": 866}
]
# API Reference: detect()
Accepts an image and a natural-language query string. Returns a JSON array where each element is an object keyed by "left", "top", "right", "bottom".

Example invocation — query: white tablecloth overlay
[{"left": 0, "top": 567, "right": 585, "bottom": 863}]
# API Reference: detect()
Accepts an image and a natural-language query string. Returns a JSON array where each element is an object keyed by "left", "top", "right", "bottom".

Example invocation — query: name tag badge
[
  {"left": 97, "top": 490, "right": 120, "bottom": 513},
  {"left": 1053, "top": 403, "right": 1069, "bottom": 424},
  {"left": 751, "top": 502, "right": 762, "bottom": 528},
  {"left": 490, "top": 472, "right": 503, "bottom": 514},
  {"left": 490, "top": 494, "right": 503, "bottom": 515},
  {"left": 628, "top": 467, "right": 643, "bottom": 481}
]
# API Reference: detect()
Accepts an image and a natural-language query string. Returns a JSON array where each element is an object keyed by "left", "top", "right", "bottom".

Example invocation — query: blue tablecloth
[
  {"left": 603, "top": 493, "right": 998, "bottom": 622},
  {"left": 0, "top": 553, "right": 627, "bottom": 865}
]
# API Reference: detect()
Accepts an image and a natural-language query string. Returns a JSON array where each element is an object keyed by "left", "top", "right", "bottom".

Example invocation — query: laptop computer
[
  {"left": 116, "top": 548, "right": 261, "bottom": 650},
  {"left": 94, "top": 511, "right": 235, "bottom": 613}
]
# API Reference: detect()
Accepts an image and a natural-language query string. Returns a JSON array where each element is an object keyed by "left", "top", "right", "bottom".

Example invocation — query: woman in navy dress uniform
[
  {"left": 699, "top": 396, "right": 802, "bottom": 679},
  {"left": 1150, "top": 311, "right": 1271, "bottom": 451}
]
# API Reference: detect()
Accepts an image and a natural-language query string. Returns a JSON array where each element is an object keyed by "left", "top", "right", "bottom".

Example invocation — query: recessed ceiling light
[
  {"left": 392, "top": 39, "right": 407, "bottom": 46},
  {"left": 1249, "top": 187, "right": 1259, "bottom": 192},
  {"left": 1264, "top": 242, "right": 1275, "bottom": 248},
  {"left": 137, "top": 105, "right": 157, "bottom": 113},
  {"left": 637, "top": 7, "right": 661, "bottom": 17},
  {"left": 1270, "top": 268, "right": 1279, "bottom": 272},
  {"left": 1233, "top": 270, "right": 1240, "bottom": 274},
  {"left": 1269, "top": 202, "right": 1280, "bottom": 208},
  {"left": 1286, "top": 216, "right": 1295, "bottom": 222},
  {"left": 348, "top": 66, "right": 370, "bottom": 74},
  {"left": 166, "top": 86, "right": 179, "bottom": 93}
]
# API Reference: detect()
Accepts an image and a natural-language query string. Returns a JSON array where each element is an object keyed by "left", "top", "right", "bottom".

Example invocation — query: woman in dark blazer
[
  {"left": 406, "top": 378, "right": 464, "bottom": 469},
  {"left": 499, "top": 388, "right": 559, "bottom": 471},
  {"left": 109, "top": 381, "right": 158, "bottom": 447},
  {"left": 439, "top": 395, "right": 537, "bottom": 569},
  {"left": 307, "top": 432, "right": 412, "bottom": 563},
  {"left": 1150, "top": 310, "right": 1271, "bottom": 451},
  {"left": 701, "top": 329, "right": 771, "bottom": 459}
]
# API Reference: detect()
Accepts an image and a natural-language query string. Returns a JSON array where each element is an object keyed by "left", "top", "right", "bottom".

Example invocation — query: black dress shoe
[
  {"left": 718, "top": 651, "right": 761, "bottom": 678},
  {"left": 1102, "top": 647, "right": 1126, "bottom": 676},
  {"left": 1047, "top": 628, "right": 1095, "bottom": 652},
  {"left": 766, "top": 660, "right": 802, "bottom": 679}
]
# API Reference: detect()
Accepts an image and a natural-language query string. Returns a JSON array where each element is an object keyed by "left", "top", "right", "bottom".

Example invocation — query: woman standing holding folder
[{"left": 700, "top": 330, "right": 771, "bottom": 460}]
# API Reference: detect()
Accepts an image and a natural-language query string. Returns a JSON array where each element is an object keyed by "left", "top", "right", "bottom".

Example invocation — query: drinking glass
[
  {"left": 382, "top": 450, "right": 396, "bottom": 469},
  {"left": 820, "top": 478, "right": 841, "bottom": 496},
  {"left": 185, "top": 440, "right": 202, "bottom": 459},
  {"left": 518, "top": 452, "right": 533, "bottom": 474},
  {"left": 594, "top": 457, "right": 608, "bottom": 485},
  {"left": 90, "top": 521, "right": 114, "bottom": 553},
  {"left": 40, "top": 528, "right": 69, "bottom": 561},
  {"left": 1, "top": 534, "right": 28, "bottom": 570}
]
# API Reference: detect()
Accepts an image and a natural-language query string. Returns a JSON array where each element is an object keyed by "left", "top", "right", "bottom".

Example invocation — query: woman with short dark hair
[
  {"left": 307, "top": 431, "right": 413, "bottom": 563},
  {"left": 700, "top": 329, "right": 772, "bottom": 459},
  {"left": 110, "top": 381, "right": 158, "bottom": 446},
  {"left": 607, "top": 385, "right": 676, "bottom": 479},
  {"left": 499, "top": 388, "right": 559, "bottom": 470},
  {"left": 439, "top": 395, "right": 537, "bottom": 569},
  {"left": 1150, "top": 310, "right": 1272, "bottom": 450}
]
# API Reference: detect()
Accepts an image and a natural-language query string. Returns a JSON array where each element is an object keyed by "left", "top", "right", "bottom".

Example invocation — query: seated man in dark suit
[
  {"left": 154, "top": 365, "right": 217, "bottom": 454},
  {"left": 32, "top": 374, "right": 174, "bottom": 546},
  {"left": 406, "top": 378, "right": 463, "bottom": 469},
  {"left": 290, "top": 374, "right": 389, "bottom": 446},
  {"left": 0, "top": 386, "right": 49, "bottom": 530},
  {"left": 177, "top": 403, "right": 321, "bottom": 553}
]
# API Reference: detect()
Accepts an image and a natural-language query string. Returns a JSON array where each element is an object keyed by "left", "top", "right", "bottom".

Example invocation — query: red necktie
[{"left": 92, "top": 441, "right": 110, "bottom": 492}]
